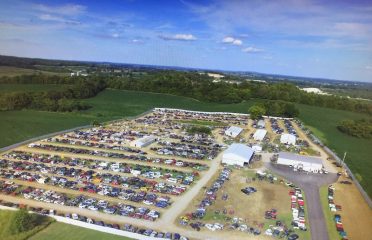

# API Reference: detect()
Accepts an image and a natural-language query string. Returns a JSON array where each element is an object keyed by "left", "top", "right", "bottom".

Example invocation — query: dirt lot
[{"left": 334, "top": 176, "right": 372, "bottom": 240}]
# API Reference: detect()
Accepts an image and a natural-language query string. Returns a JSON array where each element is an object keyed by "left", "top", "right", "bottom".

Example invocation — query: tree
[
  {"left": 248, "top": 105, "right": 266, "bottom": 120},
  {"left": 9, "top": 209, "right": 35, "bottom": 234}
]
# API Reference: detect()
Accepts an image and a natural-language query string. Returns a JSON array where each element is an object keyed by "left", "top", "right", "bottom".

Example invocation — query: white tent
[
  {"left": 225, "top": 126, "right": 243, "bottom": 138},
  {"left": 222, "top": 143, "right": 254, "bottom": 167},
  {"left": 277, "top": 152, "right": 323, "bottom": 172},
  {"left": 253, "top": 129, "right": 267, "bottom": 141},
  {"left": 252, "top": 145, "right": 262, "bottom": 153},
  {"left": 280, "top": 133, "right": 297, "bottom": 145},
  {"left": 130, "top": 136, "right": 156, "bottom": 148}
]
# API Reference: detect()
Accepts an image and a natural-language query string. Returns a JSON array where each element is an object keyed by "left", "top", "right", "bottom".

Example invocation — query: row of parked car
[
  {"left": 0, "top": 160, "right": 174, "bottom": 208},
  {"left": 328, "top": 185, "right": 348, "bottom": 239},
  {"left": 284, "top": 120, "right": 298, "bottom": 137},
  {"left": 28, "top": 143, "right": 207, "bottom": 171},
  {"left": 5, "top": 150, "right": 197, "bottom": 183},
  {"left": 0, "top": 200, "right": 188, "bottom": 240},
  {"left": 64, "top": 128, "right": 145, "bottom": 145},
  {"left": 270, "top": 118, "right": 284, "bottom": 134},
  {"left": 152, "top": 140, "right": 220, "bottom": 160},
  {"left": 289, "top": 187, "right": 307, "bottom": 231}
]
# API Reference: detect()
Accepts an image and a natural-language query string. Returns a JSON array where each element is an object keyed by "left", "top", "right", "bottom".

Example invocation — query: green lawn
[
  {"left": 0, "top": 88, "right": 371, "bottom": 198},
  {"left": 0, "top": 84, "right": 69, "bottom": 93},
  {"left": 0, "top": 210, "right": 52, "bottom": 240},
  {"left": 319, "top": 186, "right": 340, "bottom": 240},
  {"left": 29, "top": 222, "right": 132, "bottom": 240}
]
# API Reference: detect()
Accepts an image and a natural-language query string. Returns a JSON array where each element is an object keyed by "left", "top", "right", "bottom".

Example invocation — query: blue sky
[{"left": 0, "top": 0, "right": 371, "bottom": 82}]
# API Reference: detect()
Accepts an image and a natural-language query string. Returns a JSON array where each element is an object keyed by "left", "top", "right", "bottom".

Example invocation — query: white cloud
[
  {"left": 159, "top": 34, "right": 197, "bottom": 41},
  {"left": 242, "top": 47, "right": 263, "bottom": 53},
  {"left": 366, "top": 65, "right": 372, "bottom": 70},
  {"left": 222, "top": 36, "right": 242, "bottom": 45},
  {"left": 39, "top": 14, "right": 80, "bottom": 25},
  {"left": 33, "top": 4, "right": 86, "bottom": 16}
]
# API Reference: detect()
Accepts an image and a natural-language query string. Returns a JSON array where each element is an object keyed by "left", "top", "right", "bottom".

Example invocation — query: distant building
[
  {"left": 277, "top": 152, "right": 323, "bottom": 172},
  {"left": 253, "top": 129, "right": 267, "bottom": 141},
  {"left": 130, "top": 136, "right": 156, "bottom": 148},
  {"left": 280, "top": 133, "right": 297, "bottom": 145},
  {"left": 222, "top": 143, "right": 254, "bottom": 167},
  {"left": 301, "top": 87, "right": 328, "bottom": 95},
  {"left": 207, "top": 73, "right": 224, "bottom": 79},
  {"left": 225, "top": 126, "right": 243, "bottom": 138}
]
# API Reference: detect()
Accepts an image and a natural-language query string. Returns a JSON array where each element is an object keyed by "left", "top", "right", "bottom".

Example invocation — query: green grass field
[
  {"left": 29, "top": 222, "right": 132, "bottom": 240},
  {"left": 0, "top": 66, "right": 66, "bottom": 77},
  {"left": 0, "top": 210, "right": 52, "bottom": 240},
  {"left": 0, "top": 84, "right": 69, "bottom": 93},
  {"left": 0, "top": 88, "right": 371, "bottom": 198}
]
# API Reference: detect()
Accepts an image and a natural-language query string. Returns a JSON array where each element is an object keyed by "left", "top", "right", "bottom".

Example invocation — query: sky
[{"left": 0, "top": 0, "right": 372, "bottom": 82}]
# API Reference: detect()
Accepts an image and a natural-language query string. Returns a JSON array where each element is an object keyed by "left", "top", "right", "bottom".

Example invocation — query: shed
[
  {"left": 130, "top": 135, "right": 156, "bottom": 148},
  {"left": 280, "top": 133, "right": 297, "bottom": 145},
  {"left": 277, "top": 152, "right": 323, "bottom": 172},
  {"left": 252, "top": 145, "right": 263, "bottom": 153},
  {"left": 253, "top": 129, "right": 267, "bottom": 141},
  {"left": 225, "top": 126, "right": 243, "bottom": 138},
  {"left": 222, "top": 143, "right": 254, "bottom": 167}
]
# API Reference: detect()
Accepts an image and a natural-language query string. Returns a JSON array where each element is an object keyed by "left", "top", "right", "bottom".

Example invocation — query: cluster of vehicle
[
  {"left": 27, "top": 143, "right": 207, "bottom": 171},
  {"left": 284, "top": 120, "right": 298, "bottom": 137},
  {"left": 4, "top": 150, "right": 197, "bottom": 185},
  {"left": 153, "top": 108, "right": 249, "bottom": 125},
  {"left": 0, "top": 200, "right": 188, "bottom": 240},
  {"left": 64, "top": 128, "right": 145, "bottom": 145},
  {"left": 46, "top": 137, "right": 147, "bottom": 154},
  {"left": 152, "top": 141, "right": 219, "bottom": 160},
  {"left": 264, "top": 220, "right": 300, "bottom": 239},
  {"left": 20, "top": 186, "right": 161, "bottom": 220},
  {"left": 270, "top": 118, "right": 284, "bottom": 134},
  {"left": 328, "top": 185, "right": 342, "bottom": 212},
  {"left": 179, "top": 168, "right": 231, "bottom": 229},
  {"left": 289, "top": 188, "right": 307, "bottom": 231},
  {"left": 265, "top": 209, "right": 278, "bottom": 220},
  {"left": 241, "top": 186, "right": 257, "bottom": 195},
  {"left": 334, "top": 214, "right": 348, "bottom": 240}
]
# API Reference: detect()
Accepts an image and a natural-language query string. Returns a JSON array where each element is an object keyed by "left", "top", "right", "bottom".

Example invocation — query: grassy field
[
  {"left": 0, "top": 210, "right": 52, "bottom": 240},
  {"left": 319, "top": 186, "right": 340, "bottom": 240},
  {"left": 0, "top": 66, "right": 66, "bottom": 77},
  {"left": 0, "top": 111, "right": 95, "bottom": 148},
  {"left": 29, "top": 222, "right": 132, "bottom": 240},
  {"left": 0, "top": 84, "right": 69, "bottom": 93},
  {"left": 0, "top": 88, "right": 371, "bottom": 197}
]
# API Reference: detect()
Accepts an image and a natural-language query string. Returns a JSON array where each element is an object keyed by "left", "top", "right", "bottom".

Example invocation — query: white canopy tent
[{"left": 222, "top": 143, "right": 254, "bottom": 167}]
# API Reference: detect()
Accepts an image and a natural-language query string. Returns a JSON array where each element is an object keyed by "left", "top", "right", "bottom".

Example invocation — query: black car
[{"left": 288, "top": 234, "right": 299, "bottom": 240}]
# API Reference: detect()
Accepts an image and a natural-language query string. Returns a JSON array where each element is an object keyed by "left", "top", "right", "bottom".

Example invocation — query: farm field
[
  {"left": 29, "top": 222, "right": 133, "bottom": 240},
  {"left": 0, "top": 89, "right": 371, "bottom": 198},
  {"left": 0, "top": 66, "right": 66, "bottom": 77},
  {"left": 0, "top": 84, "right": 69, "bottom": 93}
]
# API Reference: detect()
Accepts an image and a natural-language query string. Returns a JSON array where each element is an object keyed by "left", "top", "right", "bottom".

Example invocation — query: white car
[
  {"left": 143, "top": 200, "right": 154, "bottom": 205},
  {"left": 72, "top": 213, "right": 79, "bottom": 220},
  {"left": 88, "top": 205, "right": 98, "bottom": 211},
  {"left": 205, "top": 224, "right": 216, "bottom": 231}
]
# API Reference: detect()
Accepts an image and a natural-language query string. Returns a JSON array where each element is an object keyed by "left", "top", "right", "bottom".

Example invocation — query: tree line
[
  {"left": 106, "top": 71, "right": 372, "bottom": 115},
  {"left": 0, "top": 75, "right": 106, "bottom": 112},
  {"left": 337, "top": 119, "right": 372, "bottom": 139}
]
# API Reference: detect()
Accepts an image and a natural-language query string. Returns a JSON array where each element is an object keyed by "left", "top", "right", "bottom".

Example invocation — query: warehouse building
[
  {"left": 277, "top": 152, "right": 323, "bottom": 172},
  {"left": 280, "top": 133, "right": 297, "bottom": 145},
  {"left": 225, "top": 126, "right": 243, "bottom": 138},
  {"left": 222, "top": 143, "right": 254, "bottom": 167},
  {"left": 253, "top": 129, "right": 267, "bottom": 141},
  {"left": 130, "top": 135, "right": 156, "bottom": 148}
]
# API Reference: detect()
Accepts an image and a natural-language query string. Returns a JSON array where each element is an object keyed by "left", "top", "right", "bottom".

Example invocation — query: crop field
[
  {"left": 0, "top": 89, "right": 371, "bottom": 198},
  {"left": 29, "top": 222, "right": 132, "bottom": 240},
  {"left": 0, "top": 84, "right": 69, "bottom": 93}
]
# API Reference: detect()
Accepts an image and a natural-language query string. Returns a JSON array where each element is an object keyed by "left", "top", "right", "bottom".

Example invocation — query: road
[{"left": 266, "top": 163, "right": 339, "bottom": 240}]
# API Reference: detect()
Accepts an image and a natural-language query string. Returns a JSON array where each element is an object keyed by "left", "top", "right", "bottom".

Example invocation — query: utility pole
[{"left": 342, "top": 152, "right": 347, "bottom": 177}]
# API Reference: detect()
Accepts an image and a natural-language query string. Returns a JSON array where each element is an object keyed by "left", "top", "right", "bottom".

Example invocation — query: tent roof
[
  {"left": 223, "top": 143, "right": 254, "bottom": 162},
  {"left": 278, "top": 152, "right": 323, "bottom": 165}
]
